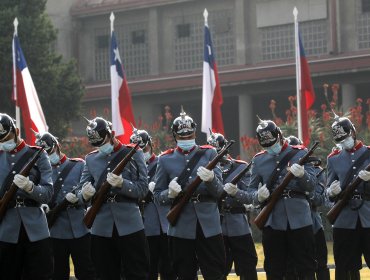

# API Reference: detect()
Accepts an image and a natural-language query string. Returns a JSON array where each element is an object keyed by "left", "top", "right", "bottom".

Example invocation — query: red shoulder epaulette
[
  {"left": 70, "top": 157, "right": 84, "bottom": 162},
  {"left": 29, "top": 145, "right": 42, "bottom": 150},
  {"left": 124, "top": 143, "right": 137, "bottom": 148},
  {"left": 291, "top": 144, "right": 306, "bottom": 150},
  {"left": 160, "top": 149, "right": 174, "bottom": 156},
  {"left": 87, "top": 149, "right": 99, "bottom": 155},
  {"left": 234, "top": 159, "right": 248, "bottom": 165},
  {"left": 200, "top": 145, "right": 214, "bottom": 149},
  {"left": 254, "top": 150, "right": 267, "bottom": 157},
  {"left": 328, "top": 149, "right": 341, "bottom": 158}
]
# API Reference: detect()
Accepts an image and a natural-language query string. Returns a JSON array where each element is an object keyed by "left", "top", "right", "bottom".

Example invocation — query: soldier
[
  {"left": 326, "top": 115, "right": 370, "bottom": 280},
  {"left": 79, "top": 117, "right": 150, "bottom": 280},
  {"left": 246, "top": 119, "right": 317, "bottom": 279},
  {"left": 130, "top": 127, "right": 175, "bottom": 280},
  {"left": 286, "top": 135, "right": 330, "bottom": 280},
  {"left": 207, "top": 132, "right": 258, "bottom": 280},
  {"left": 35, "top": 132, "right": 96, "bottom": 280},
  {"left": 0, "top": 113, "right": 53, "bottom": 279},
  {"left": 153, "top": 108, "right": 226, "bottom": 280}
]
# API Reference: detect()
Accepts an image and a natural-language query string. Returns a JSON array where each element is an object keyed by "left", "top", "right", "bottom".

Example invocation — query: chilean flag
[
  {"left": 12, "top": 33, "right": 48, "bottom": 144},
  {"left": 110, "top": 29, "right": 136, "bottom": 143},
  {"left": 201, "top": 10, "right": 224, "bottom": 137}
]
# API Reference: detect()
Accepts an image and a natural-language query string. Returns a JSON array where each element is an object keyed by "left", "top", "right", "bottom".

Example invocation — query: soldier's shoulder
[
  {"left": 28, "top": 145, "right": 42, "bottom": 150},
  {"left": 254, "top": 150, "right": 267, "bottom": 158},
  {"left": 199, "top": 144, "right": 215, "bottom": 149},
  {"left": 328, "top": 149, "right": 341, "bottom": 158},
  {"left": 291, "top": 144, "right": 306, "bottom": 150},
  {"left": 233, "top": 159, "right": 248, "bottom": 165},
  {"left": 86, "top": 149, "right": 99, "bottom": 157},
  {"left": 159, "top": 149, "right": 175, "bottom": 157},
  {"left": 69, "top": 157, "right": 84, "bottom": 162},
  {"left": 124, "top": 143, "right": 136, "bottom": 148}
]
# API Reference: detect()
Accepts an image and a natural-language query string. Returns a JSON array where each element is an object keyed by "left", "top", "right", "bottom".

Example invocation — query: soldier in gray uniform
[
  {"left": 207, "top": 132, "right": 258, "bottom": 280},
  {"left": 326, "top": 116, "right": 370, "bottom": 280},
  {"left": 153, "top": 109, "right": 226, "bottom": 280},
  {"left": 35, "top": 132, "right": 96, "bottom": 280},
  {"left": 0, "top": 113, "right": 53, "bottom": 279},
  {"left": 245, "top": 119, "right": 317, "bottom": 280},
  {"left": 130, "top": 128, "right": 175, "bottom": 280},
  {"left": 79, "top": 117, "right": 150, "bottom": 280}
]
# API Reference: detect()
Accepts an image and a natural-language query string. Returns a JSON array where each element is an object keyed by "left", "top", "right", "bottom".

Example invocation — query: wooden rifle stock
[
  {"left": 83, "top": 143, "right": 139, "bottom": 229},
  {"left": 253, "top": 141, "right": 320, "bottom": 230},
  {"left": 0, "top": 147, "right": 45, "bottom": 221},
  {"left": 166, "top": 141, "right": 235, "bottom": 226},
  {"left": 326, "top": 163, "right": 370, "bottom": 225}
]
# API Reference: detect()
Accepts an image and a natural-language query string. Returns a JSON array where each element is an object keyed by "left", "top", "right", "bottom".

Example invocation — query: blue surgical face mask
[
  {"left": 266, "top": 141, "right": 282, "bottom": 156},
  {"left": 340, "top": 136, "right": 355, "bottom": 150},
  {"left": 99, "top": 142, "right": 114, "bottom": 155},
  {"left": 0, "top": 139, "right": 17, "bottom": 152},
  {"left": 49, "top": 152, "right": 60, "bottom": 165},
  {"left": 143, "top": 151, "right": 151, "bottom": 162},
  {"left": 177, "top": 139, "right": 196, "bottom": 151}
]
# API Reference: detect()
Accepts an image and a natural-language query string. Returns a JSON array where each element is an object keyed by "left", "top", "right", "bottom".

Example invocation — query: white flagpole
[
  {"left": 13, "top": 17, "right": 21, "bottom": 135},
  {"left": 293, "top": 7, "right": 302, "bottom": 141}
]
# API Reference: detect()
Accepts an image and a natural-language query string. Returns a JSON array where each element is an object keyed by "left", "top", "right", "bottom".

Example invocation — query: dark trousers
[
  {"left": 52, "top": 234, "right": 96, "bottom": 280},
  {"left": 91, "top": 227, "right": 149, "bottom": 280},
  {"left": 169, "top": 223, "right": 226, "bottom": 280},
  {"left": 147, "top": 234, "right": 175, "bottom": 280},
  {"left": 262, "top": 225, "right": 316, "bottom": 279},
  {"left": 223, "top": 234, "right": 258, "bottom": 279},
  {"left": 0, "top": 223, "right": 53, "bottom": 280},
  {"left": 333, "top": 219, "right": 370, "bottom": 279}
]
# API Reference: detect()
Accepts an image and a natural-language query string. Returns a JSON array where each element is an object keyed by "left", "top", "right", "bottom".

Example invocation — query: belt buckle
[
  {"left": 107, "top": 194, "right": 117, "bottom": 203},
  {"left": 15, "top": 198, "right": 25, "bottom": 208},
  {"left": 352, "top": 193, "right": 362, "bottom": 200},
  {"left": 282, "top": 190, "right": 292, "bottom": 198},
  {"left": 191, "top": 194, "right": 200, "bottom": 203}
]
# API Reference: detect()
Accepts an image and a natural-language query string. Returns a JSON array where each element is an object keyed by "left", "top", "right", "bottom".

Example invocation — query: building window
[
  {"left": 177, "top": 24, "right": 191, "bottom": 38},
  {"left": 96, "top": 35, "right": 109, "bottom": 49},
  {"left": 362, "top": 0, "right": 370, "bottom": 13},
  {"left": 132, "top": 30, "right": 145, "bottom": 44},
  {"left": 94, "top": 28, "right": 110, "bottom": 81},
  {"left": 357, "top": 0, "right": 370, "bottom": 48}
]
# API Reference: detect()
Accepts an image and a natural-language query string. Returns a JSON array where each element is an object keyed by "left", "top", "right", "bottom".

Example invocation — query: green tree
[{"left": 0, "top": 0, "right": 84, "bottom": 138}]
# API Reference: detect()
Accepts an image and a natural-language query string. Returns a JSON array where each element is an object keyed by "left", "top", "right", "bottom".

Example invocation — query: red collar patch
[{"left": 9, "top": 140, "right": 26, "bottom": 154}]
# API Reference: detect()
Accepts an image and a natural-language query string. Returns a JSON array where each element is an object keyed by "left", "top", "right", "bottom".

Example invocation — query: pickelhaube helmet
[
  {"left": 256, "top": 117, "right": 281, "bottom": 147},
  {"left": 0, "top": 113, "right": 16, "bottom": 142},
  {"left": 286, "top": 135, "right": 302, "bottom": 146},
  {"left": 207, "top": 130, "right": 228, "bottom": 152},
  {"left": 34, "top": 131, "right": 59, "bottom": 154},
  {"left": 331, "top": 112, "right": 356, "bottom": 143},
  {"left": 130, "top": 125, "right": 152, "bottom": 149},
  {"left": 171, "top": 106, "right": 197, "bottom": 138},
  {"left": 85, "top": 117, "right": 112, "bottom": 147}
]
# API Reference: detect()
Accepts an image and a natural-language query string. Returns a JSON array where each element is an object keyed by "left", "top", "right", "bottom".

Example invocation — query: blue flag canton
[
  {"left": 14, "top": 35, "right": 27, "bottom": 71},
  {"left": 298, "top": 33, "right": 306, "bottom": 57},
  {"left": 110, "top": 31, "right": 124, "bottom": 79},
  {"left": 204, "top": 25, "right": 216, "bottom": 70}
]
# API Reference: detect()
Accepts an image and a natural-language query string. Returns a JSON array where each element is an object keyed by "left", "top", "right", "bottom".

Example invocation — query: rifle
[
  {"left": 83, "top": 143, "right": 140, "bottom": 229},
  {"left": 167, "top": 140, "right": 235, "bottom": 226},
  {"left": 326, "top": 163, "right": 370, "bottom": 224},
  {"left": 0, "top": 147, "right": 45, "bottom": 221},
  {"left": 46, "top": 186, "right": 79, "bottom": 228},
  {"left": 253, "top": 141, "right": 320, "bottom": 230}
]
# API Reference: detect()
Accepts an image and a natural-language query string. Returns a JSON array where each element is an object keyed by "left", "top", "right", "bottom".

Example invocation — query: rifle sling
[
  {"left": 177, "top": 148, "right": 207, "bottom": 189},
  {"left": 341, "top": 148, "right": 370, "bottom": 191},
  {"left": 0, "top": 149, "right": 36, "bottom": 198},
  {"left": 49, "top": 160, "right": 77, "bottom": 208}
]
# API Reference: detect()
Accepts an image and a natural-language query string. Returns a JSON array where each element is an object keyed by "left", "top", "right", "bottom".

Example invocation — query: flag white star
[{"left": 113, "top": 47, "right": 121, "bottom": 63}]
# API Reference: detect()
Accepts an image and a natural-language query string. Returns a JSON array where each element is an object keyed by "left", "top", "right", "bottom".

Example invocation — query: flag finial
[
  {"left": 293, "top": 7, "right": 298, "bottom": 18},
  {"left": 110, "top": 12, "right": 115, "bottom": 32},
  {"left": 203, "top": 9, "right": 208, "bottom": 25},
  {"left": 13, "top": 17, "right": 18, "bottom": 35}
]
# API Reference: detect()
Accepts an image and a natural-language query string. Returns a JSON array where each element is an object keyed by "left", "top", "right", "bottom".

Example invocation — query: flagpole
[
  {"left": 293, "top": 7, "right": 302, "bottom": 141},
  {"left": 13, "top": 17, "right": 21, "bottom": 135}
]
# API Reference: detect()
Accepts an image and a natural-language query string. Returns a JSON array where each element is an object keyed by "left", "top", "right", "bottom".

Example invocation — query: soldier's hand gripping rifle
[
  {"left": 327, "top": 163, "right": 370, "bottom": 224},
  {"left": 83, "top": 143, "right": 140, "bottom": 229},
  {"left": 166, "top": 140, "right": 235, "bottom": 226},
  {"left": 253, "top": 141, "right": 320, "bottom": 230},
  {"left": 0, "top": 147, "right": 45, "bottom": 221}
]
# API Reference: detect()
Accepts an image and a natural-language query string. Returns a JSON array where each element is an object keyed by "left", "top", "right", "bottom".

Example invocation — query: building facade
[{"left": 46, "top": 0, "right": 370, "bottom": 159}]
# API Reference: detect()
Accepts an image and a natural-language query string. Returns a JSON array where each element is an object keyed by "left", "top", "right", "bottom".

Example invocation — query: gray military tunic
[
  {"left": 79, "top": 142, "right": 148, "bottom": 237},
  {"left": 243, "top": 142, "right": 316, "bottom": 230},
  {"left": 327, "top": 141, "right": 370, "bottom": 229},
  {"left": 0, "top": 141, "right": 53, "bottom": 243},
  {"left": 49, "top": 156, "right": 89, "bottom": 239},
  {"left": 153, "top": 145, "right": 224, "bottom": 239}
]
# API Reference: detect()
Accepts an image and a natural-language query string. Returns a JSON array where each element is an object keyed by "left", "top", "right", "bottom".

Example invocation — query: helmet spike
[
  {"left": 30, "top": 128, "right": 41, "bottom": 139},
  {"left": 130, "top": 122, "right": 138, "bottom": 134},
  {"left": 180, "top": 105, "right": 186, "bottom": 120},
  {"left": 256, "top": 115, "right": 263, "bottom": 124},
  {"left": 331, "top": 109, "right": 340, "bottom": 121}
]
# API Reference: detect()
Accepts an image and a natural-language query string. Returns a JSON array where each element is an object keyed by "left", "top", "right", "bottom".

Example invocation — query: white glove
[
  {"left": 257, "top": 184, "right": 270, "bottom": 202},
  {"left": 148, "top": 182, "right": 156, "bottom": 193},
  {"left": 41, "top": 204, "right": 50, "bottom": 213},
  {"left": 66, "top": 193, "right": 79, "bottom": 204},
  {"left": 224, "top": 183, "right": 238, "bottom": 196},
  {"left": 289, "top": 163, "right": 305, "bottom": 178},
  {"left": 81, "top": 182, "right": 96, "bottom": 201},
  {"left": 359, "top": 170, "right": 370, "bottom": 182},
  {"left": 197, "top": 166, "right": 214, "bottom": 182},
  {"left": 168, "top": 177, "right": 182, "bottom": 198},
  {"left": 13, "top": 174, "right": 33, "bottom": 193},
  {"left": 107, "top": 172, "right": 123, "bottom": 188},
  {"left": 328, "top": 180, "right": 341, "bottom": 197}
]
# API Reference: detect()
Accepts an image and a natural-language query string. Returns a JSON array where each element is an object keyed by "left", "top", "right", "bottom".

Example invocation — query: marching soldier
[
  {"left": 0, "top": 113, "right": 53, "bottom": 279},
  {"left": 153, "top": 108, "right": 226, "bottom": 280},
  {"left": 79, "top": 117, "right": 150, "bottom": 280},
  {"left": 246, "top": 119, "right": 317, "bottom": 279},
  {"left": 130, "top": 128, "right": 175, "bottom": 280},
  {"left": 326, "top": 115, "right": 370, "bottom": 280},
  {"left": 35, "top": 132, "right": 96, "bottom": 280},
  {"left": 207, "top": 132, "right": 258, "bottom": 280}
]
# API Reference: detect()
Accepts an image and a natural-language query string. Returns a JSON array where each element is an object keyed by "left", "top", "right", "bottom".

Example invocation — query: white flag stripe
[
  {"left": 111, "top": 65, "right": 124, "bottom": 136},
  {"left": 201, "top": 61, "right": 216, "bottom": 137}
]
